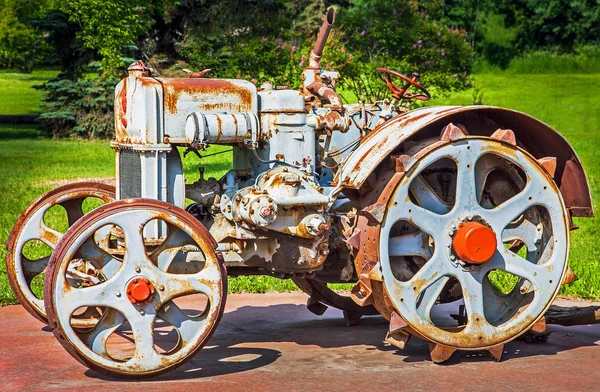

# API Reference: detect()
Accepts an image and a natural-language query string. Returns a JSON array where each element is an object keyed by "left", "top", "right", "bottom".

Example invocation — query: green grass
[
  {"left": 0, "top": 69, "right": 59, "bottom": 115},
  {"left": 1, "top": 70, "right": 599, "bottom": 306}
]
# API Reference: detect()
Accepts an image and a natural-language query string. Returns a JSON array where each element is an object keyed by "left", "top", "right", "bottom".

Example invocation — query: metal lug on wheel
[
  {"left": 490, "top": 128, "right": 517, "bottom": 145},
  {"left": 562, "top": 266, "right": 578, "bottom": 285},
  {"left": 368, "top": 262, "right": 383, "bottom": 282},
  {"left": 343, "top": 310, "right": 363, "bottom": 327},
  {"left": 306, "top": 296, "right": 328, "bottom": 316},
  {"left": 487, "top": 344, "right": 504, "bottom": 362},
  {"left": 429, "top": 343, "right": 456, "bottom": 364},
  {"left": 521, "top": 317, "right": 551, "bottom": 343},
  {"left": 538, "top": 156, "right": 557, "bottom": 178},
  {"left": 350, "top": 278, "right": 373, "bottom": 306},
  {"left": 531, "top": 317, "right": 547, "bottom": 334},
  {"left": 393, "top": 154, "right": 416, "bottom": 173},
  {"left": 360, "top": 203, "right": 386, "bottom": 225},
  {"left": 344, "top": 228, "right": 361, "bottom": 250},
  {"left": 385, "top": 311, "right": 411, "bottom": 350},
  {"left": 440, "top": 122, "right": 468, "bottom": 141}
]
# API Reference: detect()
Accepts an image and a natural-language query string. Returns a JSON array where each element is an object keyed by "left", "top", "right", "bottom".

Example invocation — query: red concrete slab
[{"left": 1, "top": 293, "right": 600, "bottom": 391}]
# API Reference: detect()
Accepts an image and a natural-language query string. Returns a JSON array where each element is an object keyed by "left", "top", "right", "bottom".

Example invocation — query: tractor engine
[{"left": 112, "top": 60, "right": 365, "bottom": 277}]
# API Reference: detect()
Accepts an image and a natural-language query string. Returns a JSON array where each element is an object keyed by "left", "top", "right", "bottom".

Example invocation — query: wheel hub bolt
[
  {"left": 126, "top": 277, "right": 155, "bottom": 305},
  {"left": 452, "top": 222, "right": 497, "bottom": 264}
]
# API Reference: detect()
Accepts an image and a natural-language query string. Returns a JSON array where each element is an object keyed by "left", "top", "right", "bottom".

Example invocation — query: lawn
[
  {"left": 0, "top": 72, "right": 599, "bottom": 306},
  {"left": 0, "top": 70, "right": 59, "bottom": 115}
]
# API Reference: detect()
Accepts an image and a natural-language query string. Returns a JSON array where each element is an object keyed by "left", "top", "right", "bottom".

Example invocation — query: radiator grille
[{"left": 119, "top": 150, "right": 142, "bottom": 199}]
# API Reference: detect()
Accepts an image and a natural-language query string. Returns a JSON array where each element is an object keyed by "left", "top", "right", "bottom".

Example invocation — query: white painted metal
[
  {"left": 378, "top": 138, "right": 569, "bottom": 349},
  {"left": 48, "top": 205, "right": 224, "bottom": 375}
]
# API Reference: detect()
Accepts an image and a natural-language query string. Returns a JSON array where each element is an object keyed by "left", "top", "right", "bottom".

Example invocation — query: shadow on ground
[{"left": 83, "top": 302, "right": 600, "bottom": 382}]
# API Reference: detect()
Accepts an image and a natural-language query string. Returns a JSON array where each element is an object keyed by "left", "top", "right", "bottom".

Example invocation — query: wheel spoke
[
  {"left": 488, "top": 180, "right": 543, "bottom": 229},
  {"left": 81, "top": 308, "right": 126, "bottom": 357},
  {"left": 150, "top": 226, "right": 195, "bottom": 271},
  {"left": 75, "top": 238, "right": 122, "bottom": 279},
  {"left": 456, "top": 272, "right": 486, "bottom": 322},
  {"left": 484, "top": 246, "right": 546, "bottom": 286},
  {"left": 60, "top": 199, "right": 85, "bottom": 226},
  {"left": 38, "top": 225, "right": 62, "bottom": 248},
  {"left": 501, "top": 219, "right": 538, "bottom": 252},
  {"left": 416, "top": 276, "right": 450, "bottom": 323},
  {"left": 128, "top": 311, "right": 161, "bottom": 364},
  {"left": 155, "top": 263, "right": 222, "bottom": 304},
  {"left": 410, "top": 175, "right": 451, "bottom": 214},
  {"left": 399, "top": 202, "right": 442, "bottom": 237},
  {"left": 408, "top": 253, "right": 448, "bottom": 297},
  {"left": 23, "top": 256, "right": 49, "bottom": 280},
  {"left": 389, "top": 232, "right": 432, "bottom": 259},
  {"left": 119, "top": 218, "right": 151, "bottom": 266},
  {"left": 158, "top": 301, "right": 208, "bottom": 346},
  {"left": 59, "top": 281, "right": 119, "bottom": 315},
  {"left": 454, "top": 152, "right": 479, "bottom": 210}
]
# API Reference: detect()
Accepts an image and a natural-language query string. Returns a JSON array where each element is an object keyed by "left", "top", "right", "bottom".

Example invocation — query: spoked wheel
[
  {"left": 356, "top": 125, "right": 569, "bottom": 362},
  {"left": 6, "top": 182, "right": 115, "bottom": 324},
  {"left": 44, "top": 199, "right": 227, "bottom": 378}
]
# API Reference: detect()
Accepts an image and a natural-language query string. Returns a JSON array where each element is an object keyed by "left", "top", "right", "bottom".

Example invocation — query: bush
[
  {"left": 507, "top": 45, "right": 600, "bottom": 74},
  {"left": 37, "top": 77, "right": 117, "bottom": 139}
]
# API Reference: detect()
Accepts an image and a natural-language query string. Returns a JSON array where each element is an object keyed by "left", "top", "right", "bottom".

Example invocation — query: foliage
[
  {"left": 58, "top": 0, "right": 160, "bottom": 77},
  {"left": 507, "top": 45, "right": 600, "bottom": 74},
  {"left": 176, "top": 0, "right": 472, "bottom": 102},
  {"left": 324, "top": 0, "right": 472, "bottom": 101},
  {"left": 442, "top": 0, "right": 600, "bottom": 68},
  {"left": 37, "top": 77, "right": 117, "bottom": 139}
]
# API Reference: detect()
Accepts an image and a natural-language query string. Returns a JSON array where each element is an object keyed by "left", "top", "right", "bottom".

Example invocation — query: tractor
[{"left": 6, "top": 8, "right": 593, "bottom": 377}]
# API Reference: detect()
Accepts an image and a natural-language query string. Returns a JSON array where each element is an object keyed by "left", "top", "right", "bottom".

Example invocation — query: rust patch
[{"left": 159, "top": 78, "right": 253, "bottom": 115}]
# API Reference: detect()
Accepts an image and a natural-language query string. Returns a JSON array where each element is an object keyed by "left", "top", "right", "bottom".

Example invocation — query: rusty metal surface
[
  {"left": 44, "top": 199, "right": 226, "bottom": 378},
  {"left": 6, "top": 182, "right": 115, "bottom": 324},
  {"left": 338, "top": 105, "right": 593, "bottom": 217},
  {"left": 352, "top": 132, "right": 570, "bottom": 351}
]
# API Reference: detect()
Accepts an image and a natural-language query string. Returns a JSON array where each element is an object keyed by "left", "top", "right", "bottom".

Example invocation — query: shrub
[
  {"left": 37, "top": 77, "right": 117, "bottom": 139},
  {"left": 507, "top": 45, "right": 600, "bottom": 74}
]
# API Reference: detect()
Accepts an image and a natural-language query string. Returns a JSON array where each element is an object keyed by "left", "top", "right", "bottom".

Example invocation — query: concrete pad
[{"left": 1, "top": 293, "right": 600, "bottom": 391}]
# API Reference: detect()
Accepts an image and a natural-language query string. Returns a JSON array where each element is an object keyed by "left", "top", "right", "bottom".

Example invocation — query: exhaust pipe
[{"left": 308, "top": 7, "right": 335, "bottom": 69}]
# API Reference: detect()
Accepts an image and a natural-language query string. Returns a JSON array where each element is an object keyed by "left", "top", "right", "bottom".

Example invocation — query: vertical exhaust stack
[{"left": 308, "top": 7, "right": 336, "bottom": 69}]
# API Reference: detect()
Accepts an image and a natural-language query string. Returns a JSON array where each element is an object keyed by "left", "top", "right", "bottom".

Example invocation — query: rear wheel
[
  {"left": 355, "top": 125, "right": 569, "bottom": 360},
  {"left": 6, "top": 182, "right": 115, "bottom": 324}
]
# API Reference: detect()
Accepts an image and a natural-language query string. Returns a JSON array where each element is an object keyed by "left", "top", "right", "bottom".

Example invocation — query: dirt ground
[{"left": 1, "top": 293, "right": 600, "bottom": 391}]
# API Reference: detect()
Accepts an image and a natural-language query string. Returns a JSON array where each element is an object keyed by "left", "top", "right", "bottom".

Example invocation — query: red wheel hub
[
  {"left": 126, "top": 278, "right": 155, "bottom": 305},
  {"left": 452, "top": 222, "right": 497, "bottom": 264}
]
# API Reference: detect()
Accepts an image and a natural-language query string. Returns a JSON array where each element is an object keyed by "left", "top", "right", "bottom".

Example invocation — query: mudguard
[{"left": 337, "top": 106, "right": 592, "bottom": 217}]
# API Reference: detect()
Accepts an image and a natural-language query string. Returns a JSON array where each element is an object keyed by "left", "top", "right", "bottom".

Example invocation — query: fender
[{"left": 337, "top": 105, "right": 592, "bottom": 217}]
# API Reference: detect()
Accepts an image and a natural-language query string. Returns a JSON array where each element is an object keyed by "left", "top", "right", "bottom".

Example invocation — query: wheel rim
[
  {"left": 6, "top": 182, "right": 115, "bottom": 323},
  {"left": 45, "top": 199, "right": 226, "bottom": 377},
  {"left": 379, "top": 137, "right": 568, "bottom": 349}
]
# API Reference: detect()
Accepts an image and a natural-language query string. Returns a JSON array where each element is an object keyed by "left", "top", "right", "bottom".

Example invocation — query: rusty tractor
[{"left": 6, "top": 8, "right": 594, "bottom": 378}]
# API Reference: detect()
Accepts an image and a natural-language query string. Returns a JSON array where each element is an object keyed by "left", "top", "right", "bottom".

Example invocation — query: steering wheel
[{"left": 376, "top": 68, "right": 431, "bottom": 101}]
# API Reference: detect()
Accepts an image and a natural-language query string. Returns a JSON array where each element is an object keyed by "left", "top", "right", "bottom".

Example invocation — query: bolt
[
  {"left": 135, "top": 266, "right": 141, "bottom": 273},
  {"left": 446, "top": 243, "right": 451, "bottom": 248},
  {"left": 159, "top": 285, "right": 165, "bottom": 291},
  {"left": 116, "top": 291, "right": 121, "bottom": 297},
  {"left": 139, "top": 309, "right": 145, "bottom": 315},
  {"left": 450, "top": 255, "right": 456, "bottom": 261}
]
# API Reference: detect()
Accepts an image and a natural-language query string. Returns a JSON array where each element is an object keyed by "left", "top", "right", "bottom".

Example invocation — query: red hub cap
[
  {"left": 126, "top": 278, "right": 155, "bottom": 305},
  {"left": 452, "top": 222, "right": 497, "bottom": 264}
]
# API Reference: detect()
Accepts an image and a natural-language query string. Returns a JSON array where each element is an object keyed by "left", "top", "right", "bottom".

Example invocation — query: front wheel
[{"left": 44, "top": 199, "right": 227, "bottom": 378}]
